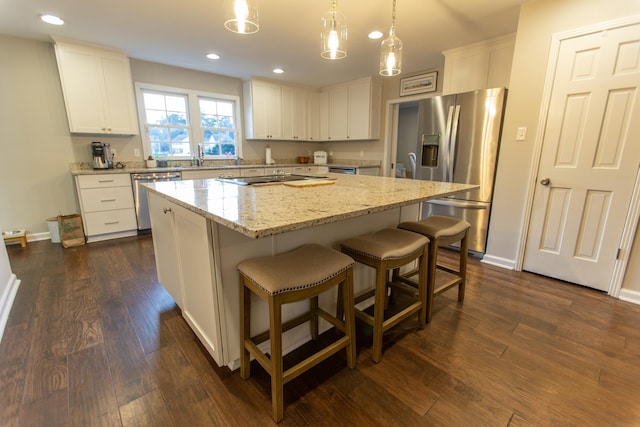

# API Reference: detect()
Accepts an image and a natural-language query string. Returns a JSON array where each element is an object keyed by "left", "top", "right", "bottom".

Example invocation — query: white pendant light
[
  {"left": 321, "top": 0, "right": 347, "bottom": 60},
  {"left": 224, "top": 0, "right": 259, "bottom": 34},
  {"left": 379, "top": 0, "right": 403, "bottom": 76}
]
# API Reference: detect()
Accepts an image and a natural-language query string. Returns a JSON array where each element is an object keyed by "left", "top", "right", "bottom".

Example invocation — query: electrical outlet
[
  {"left": 134, "top": 148, "right": 140, "bottom": 157},
  {"left": 516, "top": 127, "right": 527, "bottom": 141}
]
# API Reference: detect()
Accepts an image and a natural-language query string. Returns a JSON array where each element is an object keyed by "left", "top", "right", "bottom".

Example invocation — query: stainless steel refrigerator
[{"left": 413, "top": 87, "right": 507, "bottom": 254}]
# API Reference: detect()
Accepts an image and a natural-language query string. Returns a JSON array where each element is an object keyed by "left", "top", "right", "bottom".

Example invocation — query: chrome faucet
[
  {"left": 234, "top": 156, "right": 243, "bottom": 166},
  {"left": 197, "top": 143, "right": 205, "bottom": 166}
]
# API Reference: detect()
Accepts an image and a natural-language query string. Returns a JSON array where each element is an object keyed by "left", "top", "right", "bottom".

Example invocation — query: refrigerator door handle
[
  {"left": 427, "top": 199, "right": 488, "bottom": 209},
  {"left": 444, "top": 105, "right": 456, "bottom": 181},
  {"left": 448, "top": 105, "right": 461, "bottom": 182}
]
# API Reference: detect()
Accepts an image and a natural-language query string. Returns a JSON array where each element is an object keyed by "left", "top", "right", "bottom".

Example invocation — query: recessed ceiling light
[
  {"left": 41, "top": 14, "right": 64, "bottom": 25},
  {"left": 273, "top": 68, "right": 285, "bottom": 74},
  {"left": 368, "top": 31, "right": 383, "bottom": 40},
  {"left": 206, "top": 53, "right": 220, "bottom": 60}
]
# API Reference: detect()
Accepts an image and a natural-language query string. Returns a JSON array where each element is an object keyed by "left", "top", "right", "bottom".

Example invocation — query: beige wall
[
  {"left": 485, "top": 0, "right": 640, "bottom": 291},
  {"left": 0, "top": 35, "right": 78, "bottom": 234}
]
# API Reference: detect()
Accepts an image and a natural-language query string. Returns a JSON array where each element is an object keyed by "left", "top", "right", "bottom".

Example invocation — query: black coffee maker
[{"left": 92, "top": 142, "right": 113, "bottom": 169}]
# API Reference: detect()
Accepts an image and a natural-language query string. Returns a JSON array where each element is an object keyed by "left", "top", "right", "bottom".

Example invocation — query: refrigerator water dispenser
[{"left": 421, "top": 134, "right": 440, "bottom": 167}]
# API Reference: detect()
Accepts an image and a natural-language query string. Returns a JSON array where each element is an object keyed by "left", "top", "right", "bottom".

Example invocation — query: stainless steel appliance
[
  {"left": 131, "top": 172, "right": 182, "bottom": 231},
  {"left": 329, "top": 166, "right": 356, "bottom": 174},
  {"left": 91, "top": 141, "right": 113, "bottom": 169},
  {"left": 414, "top": 87, "right": 507, "bottom": 254}
]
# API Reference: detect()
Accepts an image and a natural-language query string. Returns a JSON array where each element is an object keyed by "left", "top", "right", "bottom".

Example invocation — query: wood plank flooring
[{"left": 2, "top": 236, "right": 640, "bottom": 426}]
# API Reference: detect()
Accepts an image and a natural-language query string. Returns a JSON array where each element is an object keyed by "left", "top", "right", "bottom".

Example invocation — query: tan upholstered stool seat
[
  {"left": 399, "top": 215, "right": 471, "bottom": 240},
  {"left": 398, "top": 215, "right": 471, "bottom": 321},
  {"left": 238, "top": 244, "right": 356, "bottom": 423},
  {"left": 340, "top": 228, "right": 428, "bottom": 363}
]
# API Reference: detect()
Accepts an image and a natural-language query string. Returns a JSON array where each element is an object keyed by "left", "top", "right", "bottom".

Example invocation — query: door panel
[{"left": 524, "top": 22, "right": 640, "bottom": 291}]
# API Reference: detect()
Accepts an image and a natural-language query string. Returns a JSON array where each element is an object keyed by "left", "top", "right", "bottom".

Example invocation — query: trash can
[{"left": 47, "top": 217, "right": 61, "bottom": 243}]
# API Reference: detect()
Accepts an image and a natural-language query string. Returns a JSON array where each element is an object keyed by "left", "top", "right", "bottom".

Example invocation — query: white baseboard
[
  {"left": 481, "top": 254, "right": 516, "bottom": 270},
  {"left": 619, "top": 289, "right": 640, "bottom": 306},
  {"left": 0, "top": 274, "right": 21, "bottom": 343}
]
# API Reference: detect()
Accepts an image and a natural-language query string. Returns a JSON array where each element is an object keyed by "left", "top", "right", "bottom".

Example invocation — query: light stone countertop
[{"left": 144, "top": 174, "right": 477, "bottom": 239}]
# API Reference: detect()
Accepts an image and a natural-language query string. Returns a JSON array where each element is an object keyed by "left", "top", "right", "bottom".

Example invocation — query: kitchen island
[{"left": 145, "top": 173, "right": 476, "bottom": 369}]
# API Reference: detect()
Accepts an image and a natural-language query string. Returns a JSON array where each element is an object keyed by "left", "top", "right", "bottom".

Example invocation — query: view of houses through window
[{"left": 136, "top": 84, "right": 240, "bottom": 160}]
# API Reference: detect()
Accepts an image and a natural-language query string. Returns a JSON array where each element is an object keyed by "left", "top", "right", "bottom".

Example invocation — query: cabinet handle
[
  {"left": 104, "top": 221, "right": 120, "bottom": 225},
  {"left": 98, "top": 179, "right": 114, "bottom": 183},
  {"left": 163, "top": 207, "right": 172, "bottom": 214},
  {"left": 101, "top": 199, "right": 116, "bottom": 202}
]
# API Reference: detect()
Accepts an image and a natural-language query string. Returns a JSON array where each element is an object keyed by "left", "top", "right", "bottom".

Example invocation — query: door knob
[{"left": 540, "top": 177, "right": 551, "bottom": 186}]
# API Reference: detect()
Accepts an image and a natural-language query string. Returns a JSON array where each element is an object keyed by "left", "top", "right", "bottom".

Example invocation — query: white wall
[{"left": 485, "top": 0, "right": 640, "bottom": 291}]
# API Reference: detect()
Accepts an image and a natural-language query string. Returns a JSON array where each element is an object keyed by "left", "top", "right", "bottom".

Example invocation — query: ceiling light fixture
[
  {"left": 41, "top": 14, "right": 64, "bottom": 26},
  {"left": 379, "top": 0, "right": 403, "bottom": 76},
  {"left": 206, "top": 53, "right": 220, "bottom": 60},
  {"left": 273, "top": 68, "right": 285, "bottom": 74},
  {"left": 320, "top": 0, "right": 347, "bottom": 60},
  {"left": 224, "top": 0, "right": 259, "bottom": 34},
  {"left": 368, "top": 31, "right": 383, "bottom": 40}
]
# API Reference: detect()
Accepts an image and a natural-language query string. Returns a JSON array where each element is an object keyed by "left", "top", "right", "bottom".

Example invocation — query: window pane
[
  {"left": 146, "top": 110, "right": 166, "bottom": 125},
  {"left": 166, "top": 96, "right": 186, "bottom": 112},
  {"left": 148, "top": 126, "right": 168, "bottom": 142},
  {"left": 167, "top": 112, "right": 187, "bottom": 126},
  {"left": 143, "top": 93, "right": 166, "bottom": 110},
  {"left": 217, "top": 102, "right": 233, "bottom": 116},
  {"left": 199, "top": 99, "right": 217, "bottom": 115}
]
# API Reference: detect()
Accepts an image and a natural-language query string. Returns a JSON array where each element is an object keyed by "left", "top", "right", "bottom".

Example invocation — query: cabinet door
[
  {"left": 306, "top": 91, "right": 320, "bottom": 141},
  {"left": 250, "top": 81, "right": 282, "bottom": 139},
  {"left": 99, "top": 54, "right": 140, "bottom": 135},
  {"left": 347, "top": 79, "right": 372, "bottom": 140},
  {"left": 55, "top": 44, "right": 108, "bottom": 133},
  {"left": 173, "top": 205, "right": 223, "bottom": 365},
  {"left": 148, "top": 193, "right": 183, "bottom": 307},
  {"left": 328, "top": 85, "right": 348, "bottom": 140},
  {"left": 281, "top": 86, "right": 307, "bottom": 141}
]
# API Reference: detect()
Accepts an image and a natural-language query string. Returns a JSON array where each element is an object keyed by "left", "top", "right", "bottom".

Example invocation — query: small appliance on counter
[
  {"left": 313, "top": 150, "right": 327, "bottom": 165},
  {"left": 91, "top": 141, "right": 113, "bottom": 169}
]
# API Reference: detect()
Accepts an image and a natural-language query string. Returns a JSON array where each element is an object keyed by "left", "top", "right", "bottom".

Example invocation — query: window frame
[{"left": 135, "top": 82, "right": 243, "bottom": 160}]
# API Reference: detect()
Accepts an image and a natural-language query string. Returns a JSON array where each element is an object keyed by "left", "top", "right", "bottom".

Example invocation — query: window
[{"left": 136, "top": 83, "right": 241, "bottom": 160}]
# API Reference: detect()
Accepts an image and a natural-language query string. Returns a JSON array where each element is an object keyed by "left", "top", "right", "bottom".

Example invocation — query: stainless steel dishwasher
[{"left": 131, "top": 171, "right": 182, "bottom": 232}]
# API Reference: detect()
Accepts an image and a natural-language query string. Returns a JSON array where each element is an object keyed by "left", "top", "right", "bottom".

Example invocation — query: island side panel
[{"left": 214, "top": 204, "right": 420, "bottom": 369}]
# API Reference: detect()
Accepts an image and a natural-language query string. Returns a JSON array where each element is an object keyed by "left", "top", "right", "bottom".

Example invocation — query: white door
[{"left": 524, "top": 21, "right": 640, "bottom": 291}]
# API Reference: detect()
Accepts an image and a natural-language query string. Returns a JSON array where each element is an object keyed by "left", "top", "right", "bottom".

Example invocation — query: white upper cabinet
[
  {"left": 244, "top": 77, "right": 381, "bottom": 142},
  {"left": 244, "top": 79, "right": 282, "bottom": 140},
  {"left": 321, "top": 77, "right": 381, "bottom": 141},
  {"left": 281, "top": 85, "right": 307, "bottom": 141},
  {"left": 53, "top": 40, "right": 139, "bottom": 135},
  {"left": 442, "top": 34, "right": 516, "bottom": 95}
]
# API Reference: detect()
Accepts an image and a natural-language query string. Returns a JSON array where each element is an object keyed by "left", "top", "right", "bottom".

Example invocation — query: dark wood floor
[{"left": 2, "top": 236, "right": 640, "bottom": 426}]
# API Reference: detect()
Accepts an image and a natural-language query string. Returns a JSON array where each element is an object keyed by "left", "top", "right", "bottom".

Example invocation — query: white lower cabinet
[
  {"left": 148, "top": 192, "right": 225, "bottom": 366},
  {"left": 75, "top": 173, "right": 137, "bottom": 242}
]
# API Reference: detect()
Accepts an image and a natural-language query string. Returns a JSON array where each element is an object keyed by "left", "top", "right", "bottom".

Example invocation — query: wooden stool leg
[
  {"left": 269, "top": 296, "right": 284, "bottom": 423},
  {"left": 372, "top": 264, "right": 387, "bottom": 363},
  {"left": 458, "top": 232, "right": 468, "bottom": 302},
  {"left": 417, "top": 248, "right": 427, "bottom": 329},
  {"left": 240, "top": 275, "right": 251, "bottom": 380},
  {"left": 343, "top": 268, "right": 357, "bottom": 369},
  {"left": 426, "top": 240, "right": 438, "bottom": 323},
  {"left": 310, "top": 296, "right": 319, "bottom": 340}
]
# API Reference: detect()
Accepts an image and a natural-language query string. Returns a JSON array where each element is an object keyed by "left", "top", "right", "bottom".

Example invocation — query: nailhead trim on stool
[
  {"left": 339, "top": 228, "right": 428, "bottom": 363},
  {"left": 398, "top": 215, "right": 471, "bottom": 322},
  {"left": 237, "top": 244, "right": 356, "bottom": 423}
]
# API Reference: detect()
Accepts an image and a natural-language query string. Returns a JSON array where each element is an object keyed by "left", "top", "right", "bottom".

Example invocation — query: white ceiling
[{"left": 0, "top": 0, "right": 526, "bottom": 88}]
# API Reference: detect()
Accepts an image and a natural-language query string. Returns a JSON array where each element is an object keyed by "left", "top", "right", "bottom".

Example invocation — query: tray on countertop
[{"left": 284, "top": 180, "right": 336, "bottom": 188}]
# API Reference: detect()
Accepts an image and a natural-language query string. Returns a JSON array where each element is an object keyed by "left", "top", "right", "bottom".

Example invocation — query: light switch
[
  {"left": 134, "top": 148, "right": 140, "bottom": 157},
  {"left": 516, "top": 127, "right": 527, "bottom": 141}
]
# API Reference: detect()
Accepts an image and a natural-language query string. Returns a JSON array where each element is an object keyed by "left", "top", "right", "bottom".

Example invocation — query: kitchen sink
[{"left": 216, "top": 174, "right": 330, "bottom": 186}]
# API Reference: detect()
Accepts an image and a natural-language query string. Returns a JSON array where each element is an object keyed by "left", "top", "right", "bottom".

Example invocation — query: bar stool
[
  {"left": 237, "top": 244, "right": 356, "bottom": 423},
  {"left": 398, "top": 215, "right": 471, "bottom": 322},
  {"left": 339, "top": 228, "right": 428, "bottom": 363}
]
